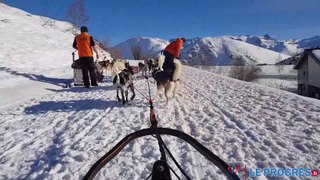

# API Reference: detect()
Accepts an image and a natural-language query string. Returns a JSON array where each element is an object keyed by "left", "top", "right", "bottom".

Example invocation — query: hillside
[{"left": 0, "top": 3, "right": 108, "bottom": 107}]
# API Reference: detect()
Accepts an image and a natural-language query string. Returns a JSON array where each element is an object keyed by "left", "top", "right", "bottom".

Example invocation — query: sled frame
[{"left": 83, "top": 127, "right": 240, "bottom": 180}]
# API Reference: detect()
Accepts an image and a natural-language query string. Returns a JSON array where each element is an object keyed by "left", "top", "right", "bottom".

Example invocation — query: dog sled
[
  {"left": 71, "top": 50, "right": 84, "bottom": 86},
  {"left": 70, "top": 50, "right": 104, "bottom": 87}
]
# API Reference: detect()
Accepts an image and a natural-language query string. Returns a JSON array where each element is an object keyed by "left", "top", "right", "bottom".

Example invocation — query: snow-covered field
[
  {"left": 192, "top": 65, "right": 296, "bottom": 76},
  {"left": 1, "top": 66, "right": 320, "bottom": 179},
  {"left": 191, "top": 65, "right": 298, "bottom": 92},
  {"left": 1, "top": 3, "right": 320, "bottom": 180},
  {"left": 253, "top": 79, "right": 297, "bottom": 93}
]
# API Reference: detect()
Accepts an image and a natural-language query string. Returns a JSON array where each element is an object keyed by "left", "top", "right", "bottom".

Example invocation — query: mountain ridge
[{"left": 112, "top": 34, "right": 320, "bottom": 65}]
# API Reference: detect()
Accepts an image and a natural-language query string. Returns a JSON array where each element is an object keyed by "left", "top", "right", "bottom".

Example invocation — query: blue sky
[{"left": 4, "top": 0, "right": 320, "bottom": 45}]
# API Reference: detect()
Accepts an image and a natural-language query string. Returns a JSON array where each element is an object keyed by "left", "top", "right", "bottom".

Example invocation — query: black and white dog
[
  {"left": 112, "top": 61, "right": 135, "bottom": 105},
  {"left": 151, "top": 55, "right": 182, "bottom": 103},
  {"left": 147, "top": 59, "right": 157, "bottom": 73}
]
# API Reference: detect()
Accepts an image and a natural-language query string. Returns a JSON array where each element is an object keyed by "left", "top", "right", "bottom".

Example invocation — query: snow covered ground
[
  {"left": 253, "top": 79, "right": 297, "bottom": 93},
  {"left": 1, "top": 65, "right": 320, "bottom": 180},
  {"left": 191, "top": 65, "right": 298, "bottom": 92}
]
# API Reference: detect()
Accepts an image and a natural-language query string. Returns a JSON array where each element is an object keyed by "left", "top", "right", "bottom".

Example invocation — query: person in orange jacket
[
  {"left": 73, "top": 26, "right": 99, "bottom": 88},
  {"left": 162, "top": 38, "right": 185, "bottom": 81}
]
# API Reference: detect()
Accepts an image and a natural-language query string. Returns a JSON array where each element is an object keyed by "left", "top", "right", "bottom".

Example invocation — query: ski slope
[{"left": 0, "top": 66, "right": 319, "bottom": 180}]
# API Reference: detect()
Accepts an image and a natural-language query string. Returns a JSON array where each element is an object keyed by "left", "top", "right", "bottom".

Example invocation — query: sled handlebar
[
  {"left": 72, "top": 50, "right": 78, "bottom": 62},
  {"left": 83, "top": 128, "right": 240, "bottom": 180}
]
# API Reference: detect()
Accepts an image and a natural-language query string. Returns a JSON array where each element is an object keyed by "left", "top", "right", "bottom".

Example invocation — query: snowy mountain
[
  {"left": 226, "top": 34, "right": 300, "bottom": 56},
  {"left": 114, "top": 36, "right": 290, "bottom": 65},
  {"left": 298, "top": 35, "right": 320, "bottom": 49},
  {"left": 1, "top": 3, "right": 320, "bottom": 180},
  {"left": 180, "top": 37, "right": 290, "bottom": 65},
  {"left": 114, "top": 35, "right": 320, "bottom": 65},
  {"left": 227, "top": 34, "right": 320, "bottom": 56},
  {"left": 112, "top": 37, "right": 169, "bottom": 59}
]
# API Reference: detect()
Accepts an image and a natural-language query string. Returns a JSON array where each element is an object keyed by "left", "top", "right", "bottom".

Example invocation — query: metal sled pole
[{"left": 72, "top": 50, "right": 77, "bottom": 85}]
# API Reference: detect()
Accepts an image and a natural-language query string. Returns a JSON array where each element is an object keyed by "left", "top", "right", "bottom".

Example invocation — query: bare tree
[
  {"left": 97, "top": 39, "right": 111, "bottom": 52},
  {"left": 201, "top": 48, "right": 212, "bottom": 66},
  {"left": 275, "top": 54, "right": 284, "bottom": 74},
  {"left": 131, "top": 45, "right": 143, "bottom": 60},
  {"left": 232, "top": 55, "right": 246, "bottom": 66},
  {"left": 109, "top": 48, "right": 123, "bottom": 59},
  {"left": 66, "top": 0, "right": 89, "bottom": 29},
  {"left": 96, "top": 39, "right": 123, "bottom": 59},
  {"left": 143, "top": 53, "right": 158, "bottom": 60},
  {"left": 229, "top": 56, "right": 261, "bottom": 81}
]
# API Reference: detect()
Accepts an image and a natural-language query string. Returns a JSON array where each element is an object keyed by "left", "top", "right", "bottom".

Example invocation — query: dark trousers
[
  {"left": 162, "top": 51, "right": 175, "bottom": 81},
  {"left": 79, "top": 57, "right": 97, "bottom": 87}
]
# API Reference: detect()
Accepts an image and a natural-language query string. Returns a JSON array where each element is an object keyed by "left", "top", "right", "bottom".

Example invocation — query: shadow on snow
[
  {"left": 18, "top": 131, "right": 66, "bottom": 180},
  {"left": 24, "top": 99, "right": 122, "bottom": 114},
  {"left": 0, "top": 66, "right": 72, "bottom": 87}
]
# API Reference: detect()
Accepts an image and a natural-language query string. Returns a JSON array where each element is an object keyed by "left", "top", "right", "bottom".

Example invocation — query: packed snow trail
[{"left": 0, "top": 67, "right": 320, "bottom": 180}]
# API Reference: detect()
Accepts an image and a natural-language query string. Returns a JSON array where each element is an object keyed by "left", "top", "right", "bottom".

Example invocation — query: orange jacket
[
  {"left": 73, "top": 32, "right": 95, "bottom": 58},
  {"left": 164, "top": 38, "right": 184, "bottom": 59}
]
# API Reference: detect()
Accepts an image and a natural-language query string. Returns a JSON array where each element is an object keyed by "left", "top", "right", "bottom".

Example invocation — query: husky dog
[
  {"left": 146, "top": 59, "right": 157, "bottom": 73},
  {"left": 94, "top": 61, "right": 105, "bottom": 82},
  {"left": 152, "top": 55, "right": 181, "bottom": 103},
  {"left": 112, "top": 60, "right": 135, "bottom": 105},
  {"left": 98, "top": 57, "right": 113, "bottom": 75},
  {"left": 138, "top": 62, "right": 148, "bottom": 77}
]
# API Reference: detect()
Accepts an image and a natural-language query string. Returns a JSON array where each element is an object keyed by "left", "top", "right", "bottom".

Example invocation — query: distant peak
[
  {"left": 263, "top": 34, "right": 272, "bottom": 39},
  {"left": 136, "top": 36, "right": 147, "bottom": 39}
]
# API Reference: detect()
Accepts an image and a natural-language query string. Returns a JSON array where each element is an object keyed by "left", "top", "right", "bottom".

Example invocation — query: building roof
[
  {"left": 312, "top": 49, "right": 320, "bottom": 60},
  {"left": 294, "top": 48, "right": 320, "bottom": 69}
]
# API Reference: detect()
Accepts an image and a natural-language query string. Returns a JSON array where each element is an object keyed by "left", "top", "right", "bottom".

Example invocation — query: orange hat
[{"left": 164, "top": 38, "right": 184, "bottom": 59}]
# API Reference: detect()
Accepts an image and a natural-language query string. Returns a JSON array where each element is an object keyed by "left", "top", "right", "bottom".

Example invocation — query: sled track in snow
[
  {"left": 179, "top": 71, "right": 318, "bottom": 170},
  {"left": 2, "top": 70, "right": 318, "bottom": 179},
  {"left": 180, "top": 77, "right": 279, "bottom": 164},
  {"left": 0, "top": 89, "right": 114, "bottom": 158},
  {"left": 151, "top": 85, "right": 228, "bottom": 178},
  {"left": 0, "top": 84, "right": 127, "bottom": 180}
]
